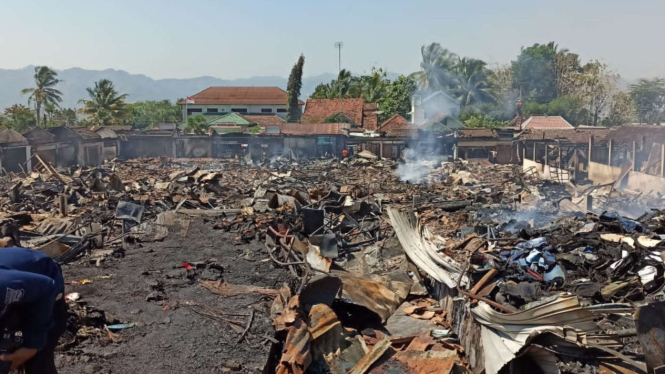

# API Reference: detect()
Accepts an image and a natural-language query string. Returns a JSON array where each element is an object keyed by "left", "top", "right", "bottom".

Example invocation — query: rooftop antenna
[{"left": 334, "top": 42, "right": 343, "bottom": 73}]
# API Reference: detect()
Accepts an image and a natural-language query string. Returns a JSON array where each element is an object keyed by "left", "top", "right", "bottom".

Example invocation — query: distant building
[
  {"left": 509, "top": 115, "right": 574, "bottom": 130},
  {"left": 301, "top": 98, "right": 379, "bottom": 130},
  {"left": 0, "top": 129, "right": 30, "bottom": 173},
  {"left": 419, "top": 112, "right": 465, "bottom": 132},
  {"left": 376, "top": 114, "right": 418, "bottom": 137},
  {"left": 411, "top": 90, "right": 461, "bottom": 125},
  {"left": 177, "top": 87, "right": 304, "bottom": 119}
]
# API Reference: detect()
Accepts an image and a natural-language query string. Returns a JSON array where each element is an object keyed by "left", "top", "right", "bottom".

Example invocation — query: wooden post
[
  {"left": 588, "top": 135, "right": 594, "bottom": 164},
  {"left": 59, "top": 194, "right": 68, "bottom": 217},
  {"left": 661, "top": 144, "right": 664, "bottom": 177},
  {"left": 608, "top": 139, "right": 613, "bottom": 166},
  {"left": 632, "top": 141, "right": 637, "bottom": 171},
  {"left": 544, "top": 143, "right": 548, "bottom": 165},
  {"left": 533, "top": 142, "right": 536, "bottom": 161},
  {"left": 585, "top": 195, "right": 594, "bottom": 212}
]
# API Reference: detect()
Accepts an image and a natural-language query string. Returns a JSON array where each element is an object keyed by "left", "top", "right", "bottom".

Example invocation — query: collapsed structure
[{"left": 1, "top": 139, "right": 664, "bottom": 373}]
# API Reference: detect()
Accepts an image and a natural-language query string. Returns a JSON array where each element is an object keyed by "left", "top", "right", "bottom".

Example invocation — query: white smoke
[{"left": 396, "top": 147, "right": 447, "bottom": 183}]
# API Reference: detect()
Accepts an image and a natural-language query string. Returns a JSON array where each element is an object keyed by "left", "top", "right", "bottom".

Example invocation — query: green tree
[
  {"left": 601, "top": 91, "right": 636, "bottom": 127},
  {"left": 410, "top": 43, "right": 458, "bottom": 91},
  {"left": 1, "top": 105, "right": 36, "bottom": 132},
  {"left": 286, "top": 55, "right": 305, "bottom": 123},
  {"left": 521, "top": 96, "right": 584, "bottom": 124},
  {"left": 488, "top": 64, "right": 514, "bottom": 100},
  {"left": 44, "top": 102, "right": 57, "bottom": 123},
  {"left": 183, "top": 114, "right": 208, "bottom": 134},
  {"left": 459, "top": 112, "right": 507, "bottom": 128},
  {"left": 20, "top": 66, "right": 63, "bottom": 127},
  {"left": 78, "top": 79, "right": 128, "bottom": 126},
  {"left": 323, "top": 112, "right": 353, "bottom": 123},
  {"left": 452, "top": 58, "right": 495, "bottom": 110},
  {"left": 310, "top": 83, "right": 337, "bottom": 99},
  {"left": 511, "top": 43, "right": 557, "bottom": 103},
  {"left": 126, "top": 100, "right": 180, "bottom": 129},
  {"left": 310, "top": 69, "right": 354, "bottom": 99},
  {"left": 379, "top": 75, "right": 417, "bottom": 122},
  {"left": 350, "top": 68, "right": 388, "bottom": 103},
  {"left": 551, "top": 43, "right": 582, "bottom": 97},
  {"left": 47, "top": 108, "right": 78, "bottom": 127},
  {"left": 629, "top": 78, "right": 665, "bottom": 124},
  {"left": 570, "top": 62, "right": 619, "bottom": 126}
]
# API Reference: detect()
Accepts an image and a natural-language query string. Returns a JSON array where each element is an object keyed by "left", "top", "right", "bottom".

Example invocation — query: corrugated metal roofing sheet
[
  {"left": 457, "top": 129, "right": 499, "bottom": 139},
  {"left": 280, "top": 123, "right": 350, "bottom": 135}
]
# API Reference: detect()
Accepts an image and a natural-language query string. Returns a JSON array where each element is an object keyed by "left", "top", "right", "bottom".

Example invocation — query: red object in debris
[
  {"left": 342, "top": 149, "right": 349, "bottom": 158},
  {"left": 180, "top": 262, "right": 193, "bottom": 270},
  {"left": 527, "top": 269, "right": 543, "bottom": 281}
]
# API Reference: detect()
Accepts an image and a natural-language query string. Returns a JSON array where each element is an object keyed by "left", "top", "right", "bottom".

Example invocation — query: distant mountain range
[{"left": 0, "top": 66, "right": 403, "bottom": 111}]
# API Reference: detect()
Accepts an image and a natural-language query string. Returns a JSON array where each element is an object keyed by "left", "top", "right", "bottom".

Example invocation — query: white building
[
  {"left": 411, "top": 90, "right": 461, "bottom": 125},
  {"left": 177, "top": 86, "right": 304, "bottom": 119}
]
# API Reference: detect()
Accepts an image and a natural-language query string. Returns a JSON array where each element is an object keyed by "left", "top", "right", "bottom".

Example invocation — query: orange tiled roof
[
  {"left": 239, "top": 114, "right": 285, "bottom": 126},
  {"left": 177, "top": 87, "right": 303, "bottom": 105},
  {"left": 520, "top": 116, "right": 574, "bottom": 130},
  {"left": 301, "top": 98, "right": 365, "bottom": 126},
  {"left": 378, "top": 114, "right": 410, "bottom": 131}
]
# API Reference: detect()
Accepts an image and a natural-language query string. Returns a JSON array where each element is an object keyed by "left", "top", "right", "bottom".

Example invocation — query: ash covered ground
[{"left": 58, "top": 220, "right": 288, "bottom": 374}]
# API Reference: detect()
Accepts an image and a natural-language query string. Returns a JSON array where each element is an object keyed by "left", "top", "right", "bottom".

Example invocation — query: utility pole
[{"left": 334, "top": 41, "right": 343, "bottom": 73}]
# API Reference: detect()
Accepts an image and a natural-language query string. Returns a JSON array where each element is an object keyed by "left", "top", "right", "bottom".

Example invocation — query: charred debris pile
[{"left": 0, "top": 153, "right": 663, "bottom": 374}]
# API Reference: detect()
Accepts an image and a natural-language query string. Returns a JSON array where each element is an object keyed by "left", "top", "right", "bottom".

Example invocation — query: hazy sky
[{"left": 1, "top": 0, "right": 663, "bottom": 80}]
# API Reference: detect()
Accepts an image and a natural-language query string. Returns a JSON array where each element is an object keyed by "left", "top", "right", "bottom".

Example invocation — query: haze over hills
[{"left": 0, "top": 66, "right": 400, "bottom": 111}]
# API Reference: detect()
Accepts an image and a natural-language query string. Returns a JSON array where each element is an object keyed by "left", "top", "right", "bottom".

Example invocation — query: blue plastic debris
[
  {"left": 516, "top": 237, "right": 548, "bottom": 250},
  {"left": 544, "top": 265, "right": 565, "bottom": 282},
  {"left": 106, "top": 323, "right": 135, "bottom": 331},
  {"left": 526, "top": 249, "right": 542, "bottom": 264},
  {"left": 603, "top": 213, "right": 646, "bottom": 233},
  {"left": 542, "top": 251, "right": 556, "bottom": 265}
]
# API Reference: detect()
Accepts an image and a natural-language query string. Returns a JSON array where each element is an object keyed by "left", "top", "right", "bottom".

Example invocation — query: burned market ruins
[{"left": 1, "top": 91, "right": 665, "bottom": 374}]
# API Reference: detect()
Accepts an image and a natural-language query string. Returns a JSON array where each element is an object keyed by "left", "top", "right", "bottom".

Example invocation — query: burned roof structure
[{"left": 0, "top": 129, "right": 28, "bottom": 146}]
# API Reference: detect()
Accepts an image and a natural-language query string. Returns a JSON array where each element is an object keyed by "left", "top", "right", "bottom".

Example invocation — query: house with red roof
[
  {"left": 375, "top": 114, "right": 415, "bottom": 137},
  {"left": 509, "top": 115, "right": 574, "bottom": 130},
  {"left": 177, "top": 87, "right": 304, "bottom": 119},
  {"left": 301, "top": 98, "right": 379, "bottom": 131}
]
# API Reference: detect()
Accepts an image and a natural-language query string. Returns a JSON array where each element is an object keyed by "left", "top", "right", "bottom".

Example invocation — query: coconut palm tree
[
  {"left": 351, "top": 68, "right": 387, "bottom": 103},
  {"left": 410, "top": 43, "right": 458, "bottom": 91},
  {"left": 310, "top": 69, "right": 354, "bottom": 99},
  {"left": 311, "top": 83, "right": 338, "bottom": 99},
  {"left": 20, "top": 66, "right": 63, "bottom": 127},
  {"left": 78, "top": 79, "right": 128, "bottom": 126},
  {"left": 333, "top": 69, "right": 353, "bottom": 97},
  {"left": 452, "top": 58, "right": 495, "bottom": 110}
]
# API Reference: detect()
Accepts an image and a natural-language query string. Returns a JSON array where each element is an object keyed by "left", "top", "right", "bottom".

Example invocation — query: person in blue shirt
[{"left": 0, "top": 247, "right": 67, "bottom": 374}]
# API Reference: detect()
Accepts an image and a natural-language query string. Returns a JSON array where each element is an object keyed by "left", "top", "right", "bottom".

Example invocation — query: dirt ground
[{"left": 57, "top": 218, "right": 289, "bottom": 374}]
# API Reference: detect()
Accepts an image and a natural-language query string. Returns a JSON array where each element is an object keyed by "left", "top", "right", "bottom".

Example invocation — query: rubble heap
[{"left": 0, "top": 153, "right": 662, "bottom": 374}]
